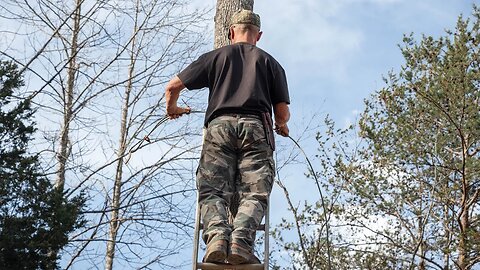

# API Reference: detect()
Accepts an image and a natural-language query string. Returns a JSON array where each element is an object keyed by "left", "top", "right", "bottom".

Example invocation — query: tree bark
[
  {"left": 457, "top": 146, "right": 470, "bottom": 270},
  {"left": 458, "top": 194, "right": 469, "bottom": 270},
  {"left": 55, "top": 0, "right": 81, "bottom": 190},
  {"left": 104, "top": 4, "right": 139, "bottom": 269}
]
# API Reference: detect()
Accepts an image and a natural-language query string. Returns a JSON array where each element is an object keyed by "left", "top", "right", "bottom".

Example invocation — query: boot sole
[
  {"left": 227, "top": 253, "right": 249, "bottom": 265},
  {"left": 204, "top": 249, "right": 227, "bottom": 263}
]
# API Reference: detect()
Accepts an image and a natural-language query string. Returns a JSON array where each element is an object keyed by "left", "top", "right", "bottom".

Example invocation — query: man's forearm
[
  {"left": 165, "top": 76, "right": 192, "bottom": 119},
  {"left": 166, "top": 86, "right": 180, "bottom": 110},
  {"left": 165, "top": 76, "right": 185, "bottom": 109},
  {"left": 274, "top": 102, "right": 290, "bottom": 126}
]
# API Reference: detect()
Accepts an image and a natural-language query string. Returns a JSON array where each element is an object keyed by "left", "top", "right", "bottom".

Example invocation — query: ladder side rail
[
  {"left": 193, "top": 197, "right": 202, "bottom": 270},
  {"left": 264, "top": 203, "right": 269, "bottom": 270}
]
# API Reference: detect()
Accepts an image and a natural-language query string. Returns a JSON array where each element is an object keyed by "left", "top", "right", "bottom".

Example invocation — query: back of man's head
[{"left": 228, "top": 10, "right": 262, "bottom": 43}]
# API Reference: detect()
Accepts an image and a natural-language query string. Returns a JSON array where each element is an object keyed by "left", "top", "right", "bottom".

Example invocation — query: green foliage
[
  {"left": 360, "top": 1, "right": 479, "bottom": 261},
  {"left": 355, "top": 6, "right": 480, "bottom": 269},
  {"left": 0, "top": 60, "right": 86, "bottom": 270},
  {"left": 273, "top": 5, "right": 480, "bottom": 270}
]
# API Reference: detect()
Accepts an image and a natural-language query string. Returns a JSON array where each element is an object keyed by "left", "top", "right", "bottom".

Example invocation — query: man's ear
[
  {"left": 257, "top": 31, "right": 263, "bottom": 42},
  {"left": 228, "top": 27, "right": 235, "bottom": 41}
]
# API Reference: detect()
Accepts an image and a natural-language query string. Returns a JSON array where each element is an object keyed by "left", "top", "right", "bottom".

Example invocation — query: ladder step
[
  {"left": 199, "top": 224, "right": 265, "bottom": 231},
  {"left": 197, "top": 262, "right": 265, "bottom": 270}
]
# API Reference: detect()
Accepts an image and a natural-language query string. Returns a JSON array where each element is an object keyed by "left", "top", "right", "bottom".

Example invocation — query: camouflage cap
[{"left": 230, "top": 9, "right": 261, "bottom": 29}]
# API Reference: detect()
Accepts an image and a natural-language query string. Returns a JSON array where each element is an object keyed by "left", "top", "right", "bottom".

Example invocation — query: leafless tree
[{"left": 1, "top": 0, "right": 210, "bottom": 268}]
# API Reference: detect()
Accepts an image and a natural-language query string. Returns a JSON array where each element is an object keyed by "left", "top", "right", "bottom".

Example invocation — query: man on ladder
[{"left": 165, "top": 9, "right": 291, "bottom": 265}]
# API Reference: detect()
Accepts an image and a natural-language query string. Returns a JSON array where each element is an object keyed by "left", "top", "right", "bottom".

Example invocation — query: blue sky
[{"left": 250, "top": 0, "right": 476, "bottom": 128}]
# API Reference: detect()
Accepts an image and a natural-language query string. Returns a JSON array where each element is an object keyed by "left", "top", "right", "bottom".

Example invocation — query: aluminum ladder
[{"left": 192, "top": 199, "right": 270, "bottom": 270}]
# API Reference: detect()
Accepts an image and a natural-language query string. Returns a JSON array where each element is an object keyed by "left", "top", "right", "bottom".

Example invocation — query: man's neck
[{"left": 233, "top": 37, "right": 256, "bottom": 46}]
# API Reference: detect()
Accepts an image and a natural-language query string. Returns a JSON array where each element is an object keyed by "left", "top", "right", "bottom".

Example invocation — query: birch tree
[{"left": 1, "top": 0, "right": 114, "bottom": 191}]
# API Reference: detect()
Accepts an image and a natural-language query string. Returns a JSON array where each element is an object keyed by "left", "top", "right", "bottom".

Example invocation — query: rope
[
  {"left": 124, "top": 115, "right": 169, "bottom": 164},
  {"left": 124, "top": 107, "right": 204, "bottom": 164},
  {"left": 287, "top": 135, "right": 333, "bottom": 270}
]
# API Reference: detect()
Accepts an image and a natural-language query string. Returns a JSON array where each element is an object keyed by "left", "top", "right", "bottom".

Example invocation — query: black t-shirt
[{"left": 177, "top": 42, "right": 290, "bottom": 126}]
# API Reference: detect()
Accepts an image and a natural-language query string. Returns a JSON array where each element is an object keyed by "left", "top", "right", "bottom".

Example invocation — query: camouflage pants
[{"left": 197, "top": 114, "right": 274, "bottom": 249}]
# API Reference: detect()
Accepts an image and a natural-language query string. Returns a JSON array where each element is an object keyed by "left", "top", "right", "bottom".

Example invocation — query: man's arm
[
  {"left": 273, "top": 102, "right": 290, "bottom": 137},
  {"left": 165, "top": 76, "right": 190, "bottom": 119}
]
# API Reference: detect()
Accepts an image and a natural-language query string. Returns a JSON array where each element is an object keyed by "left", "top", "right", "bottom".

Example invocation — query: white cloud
[
  {"left": 256, "top": 1, "right": 365, "bottom": 82},
  {"left": 342, "top": 109, "right": 362, "bottom": 129}
]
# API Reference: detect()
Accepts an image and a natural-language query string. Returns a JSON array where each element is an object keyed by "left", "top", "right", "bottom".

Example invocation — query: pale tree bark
[
  {"left": 104, "top": 2, "right": 140, "bottom": 267},
  {"left": 415, "top": 210, "right": 427, "bottom": 270},
  {"left": 104, "top": 15, "right": 135, "bottom": 270},
  {"left": 458, "top": 141, "right": 472, "bottom": 270},
  {"left": 56, "top": 0, "right": 81, "bottom": 191},
  {"left": 443, "top": 203, "right": 453, "bottom": 270},
  {"left": 0, "top": 0, "right": 121, "bottom": 192}
]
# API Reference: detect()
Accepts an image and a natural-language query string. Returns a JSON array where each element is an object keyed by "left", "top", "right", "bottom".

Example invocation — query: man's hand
[
  {"left": 275, "top": 123, "right": 289, "bottom": 137},
  {"left": 167, "top": 105, "right": 191, "bottom": 119}
]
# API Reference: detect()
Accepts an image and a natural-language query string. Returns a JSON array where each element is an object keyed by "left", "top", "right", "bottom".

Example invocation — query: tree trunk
[
  {"left": 418, "top": 222, "right": 426, "bottom": 270},
  {"left": 55, "top": 0, "right": 81, "bottom": 190},
  {"left": 458, "top": 200, "right": 469, "bottom": 270},
  {"left": 457, "top": 171, "right": 469, "bottom": 269},
  {"left": 104, "top": 6, "right": 139, "bottom": 269},
  {"left": 1, "top": 0, "right": 209, "bottom": 268},
  {"left": 443, "top": 204, "right": 451, "bottom": 270},
  {"left": 457, "top": 136, "right": 474, "bottom": 270}
]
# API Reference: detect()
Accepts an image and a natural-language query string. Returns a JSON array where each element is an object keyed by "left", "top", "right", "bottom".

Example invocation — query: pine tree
[
  {"left": 355, "top": 7, "right": 480, "bottom": 269},
  {"left": 272, "top": 6, "right": 480, "bottom": 270},
  {"left": 0, "top": 60, "right": 85, "bottom": 270}
]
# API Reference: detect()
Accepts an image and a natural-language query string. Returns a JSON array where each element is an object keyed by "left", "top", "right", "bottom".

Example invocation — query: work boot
[
  {"left": 227, "top": 243, "right": 261, "bottom": 265},
  {"left": 203, "top": 239, "right": 228, "bottom": 263}
]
